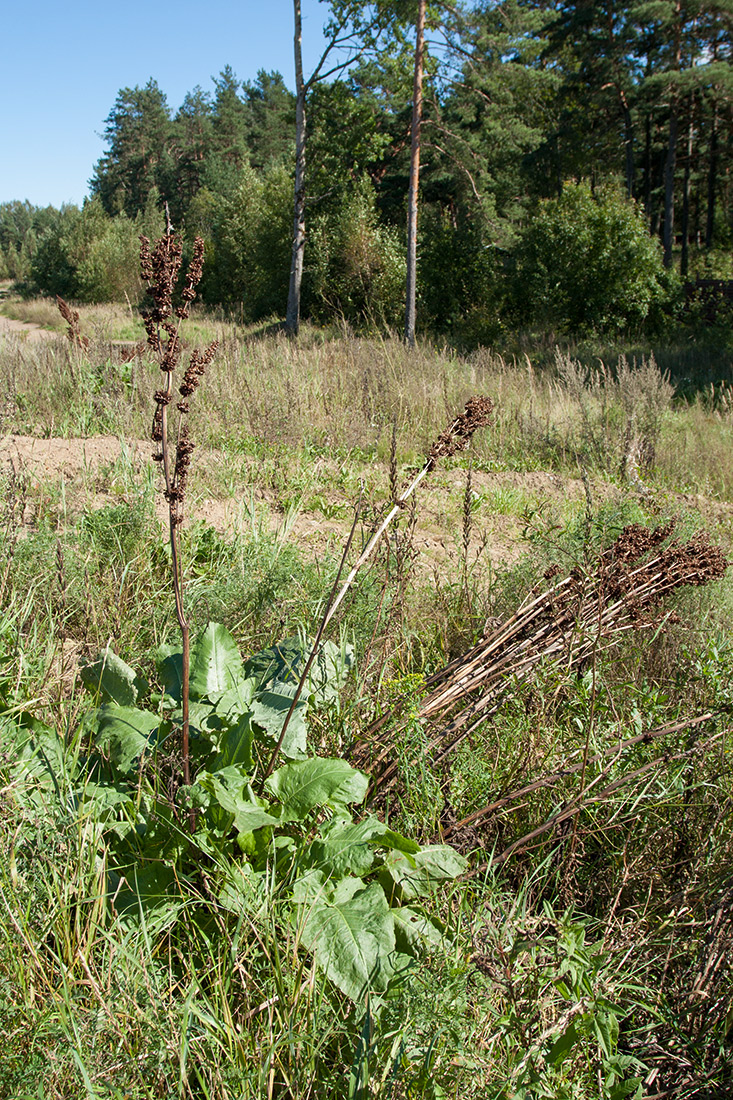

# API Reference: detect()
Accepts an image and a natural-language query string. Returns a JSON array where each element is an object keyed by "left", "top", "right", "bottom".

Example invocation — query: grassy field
[{"left": 1, "top": 297, "right": 732, "bottom": 1099}]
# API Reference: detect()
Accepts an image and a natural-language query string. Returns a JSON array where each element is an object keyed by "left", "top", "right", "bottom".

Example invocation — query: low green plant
[{"left": 8, "top": 621, "right": 465, "bottom": 1008}]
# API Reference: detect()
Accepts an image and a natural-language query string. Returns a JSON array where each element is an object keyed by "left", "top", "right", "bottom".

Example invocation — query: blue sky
[{"left": 0, "top": 1, "right": 333, "bottom": 207}]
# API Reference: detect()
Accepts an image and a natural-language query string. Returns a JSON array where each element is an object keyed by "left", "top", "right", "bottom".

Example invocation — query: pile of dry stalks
[{"left": 365, "top": 520, "right": 728, "bottom": 798}]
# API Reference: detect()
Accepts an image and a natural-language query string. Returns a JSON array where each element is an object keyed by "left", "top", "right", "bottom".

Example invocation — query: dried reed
[{"left": 366, "top": 521, "right": 728, "bottom": 797}]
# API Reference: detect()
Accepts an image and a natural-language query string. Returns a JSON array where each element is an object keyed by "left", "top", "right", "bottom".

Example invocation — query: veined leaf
[
  {"left": 266, "top": 758, "right": 368, "bottom": 821},
  {"left": 298, "top": 881, "right": 397, "bottom": 1001},
  {"left": 196, "top": 767, "right": 279, "bottom": 835},
  {"left": 81, "top": 647, "right": 141, "bottom": 706},
  {"left": 391, "top": 905, "right": 446, "bottom": 954},
  {"left": 211, "top": 712, "right": 254, "bottom": 771},
  {"left": 93, "top": 705, "right": 163, "bottom": 774},
  {"left": 382, "top": 845, "right": 467, "bottom": 901},
  {"left": 215, "top": 678, "right": 257, "bottom": 720},
  {"left": 189, "top": 622, "right": 244, "bottom": 700},
  {"left": 245, "top": 636, "right": 354, "bottom": 703},
  {"left": 308, "top": 815, "right": 389, "bottom": 877},
  {"left": 250, "top": 680, "right": 308, "bottom": 758}
]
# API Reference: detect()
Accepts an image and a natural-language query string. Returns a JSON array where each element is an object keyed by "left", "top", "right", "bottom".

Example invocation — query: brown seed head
[{"left": 428, "top": 395, "right": 494, "bottom": 469}]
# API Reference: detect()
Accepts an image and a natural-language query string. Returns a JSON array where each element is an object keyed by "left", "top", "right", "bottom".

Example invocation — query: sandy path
[{"left": 0, "top": 313, "right": 59, "bottom": 342}]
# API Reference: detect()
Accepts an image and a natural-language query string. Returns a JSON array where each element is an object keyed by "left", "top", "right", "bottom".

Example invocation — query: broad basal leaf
[
  {"left": 189, "top": 622, "right": 244, "bottom": 701},
  {"left": 196, "top": 767, "right": 279, "bottom": 835},
  {"left": 215, "top": 678, "right": 257, "bottom": 720},
  {"left": 298, "top": 881, "right": 397, "bottom": 1001},
  {"left": 93, "top": 705, "right": 163, "bottom": 774},
  {"left": 211, "top": 712, "right": 254, "bottom": 771},
  {"left": 382, "top": 845, "right": 467, "bottom": 901},
  {"left": 391, "top": 905, "right": 446, "bottom": 954},
  {"left": 250, "top": 681, "right": 308, "bottom": 758},
  {"left": 81, "top": 647, "right": 140, "bottom": 707},
  {"left": 244, "top": 636, "right": 354, "bottom": 704},
  {"left": 266, "top": 758, "right": 368, "bottom": 821},
  {"left": 308, "top": 815, "right": 389, "bottom": 878},
  {"left": 244, "top": 636, "right": 306, "bottom": 689}
]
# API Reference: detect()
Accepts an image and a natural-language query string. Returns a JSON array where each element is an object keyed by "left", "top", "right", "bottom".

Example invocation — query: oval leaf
[{"left": 266, "top": 758, "right": 368, "bottom": 821}]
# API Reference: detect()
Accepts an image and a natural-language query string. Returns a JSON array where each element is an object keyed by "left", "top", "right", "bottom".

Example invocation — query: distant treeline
[{"left": 2, "top": 0, "right": 732, "bottom": 338}]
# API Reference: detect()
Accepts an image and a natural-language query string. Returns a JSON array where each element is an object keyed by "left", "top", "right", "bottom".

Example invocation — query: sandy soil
[
  {"left": 2, "top": 431, "right": 730, "bottom": 583},
  {"left": 0, "top": 313, "right": 59, "bottom": 342},
  {"left": 0, "top": 433, "right": 593, "bottom": 576}
]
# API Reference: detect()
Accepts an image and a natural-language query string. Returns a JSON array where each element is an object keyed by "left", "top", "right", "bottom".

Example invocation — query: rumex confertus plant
[{"left": 141, "top": 226, "right": 218, "bottom": 792}]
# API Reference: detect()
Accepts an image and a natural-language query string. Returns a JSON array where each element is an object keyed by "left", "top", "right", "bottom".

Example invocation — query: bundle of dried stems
[{"left": 367, "top": 521, "right": 728, "bottom": 796}]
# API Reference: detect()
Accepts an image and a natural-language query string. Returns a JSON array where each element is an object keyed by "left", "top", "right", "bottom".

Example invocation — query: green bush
[
  {"left": 28, "top": 197, "right": 163, "bottom": 303},
  {"left": 514, "top": 181, "right": 670, "bottom": 333},
  {"left": 307, "top": 179, "right": 406, "bottom": 328},
  {"left": 192, "top": 166, "right": 292, "bottom": 318}
]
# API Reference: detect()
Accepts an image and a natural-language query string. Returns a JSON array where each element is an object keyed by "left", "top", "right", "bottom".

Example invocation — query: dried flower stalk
[
  {"left": 55, "top": 296, "right": 89, "bottom": 350},
  {"left": 319, "top": 396, "right": 494, "bottom": 635},
  {"left": 366, "top": 521, "right": 729, "bottom": 798},
  {"left": 141, "top": 228, "right": 216, "bottom": 796}
]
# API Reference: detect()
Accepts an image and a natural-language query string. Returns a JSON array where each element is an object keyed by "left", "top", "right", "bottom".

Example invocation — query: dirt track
[{"left": 0, "top": 312, "right": 58, "bottom": 342}]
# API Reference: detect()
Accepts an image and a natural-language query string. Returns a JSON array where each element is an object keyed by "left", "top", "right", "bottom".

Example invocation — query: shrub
[
  {"left": 307, "top": 178, "right": 406, "bottom": 328},
  {"left": 514, "top": 181, "right": 670, "bottom": 333},
  {"left": 192, "top": 166, "right": 292, "bottom": 318}
]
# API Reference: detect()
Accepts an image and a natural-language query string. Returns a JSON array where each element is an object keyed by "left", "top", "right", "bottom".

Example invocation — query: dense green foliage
[{"left": 1, "top": 2, "right": 731, "bottom": 337}]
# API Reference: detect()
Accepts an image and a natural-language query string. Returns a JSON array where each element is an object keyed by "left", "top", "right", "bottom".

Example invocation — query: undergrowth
[{"left": 0, "top": 273, "right": 732, "bottom": 1098}]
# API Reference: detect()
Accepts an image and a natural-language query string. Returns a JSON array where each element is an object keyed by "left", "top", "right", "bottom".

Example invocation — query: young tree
[
  {"left": 286, "top": 1, "right": 408, "bottom": 335},
  {"left": 404, "top": 0, "right": 426, "bottom": 347}
]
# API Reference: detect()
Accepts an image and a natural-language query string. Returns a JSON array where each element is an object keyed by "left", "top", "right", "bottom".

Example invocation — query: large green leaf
[
  {"left": 12, "top": 723, "right": 69, "bottom": 792},
  {"left": 189, "top": 622, "right": 244, "bottom": 701},
  {"left": 266, "top": 758, "right": 368, "bottom": 821},
  {"left": 391, "top": 905, "right": 445, "bottom": 954},
  {"left": 93, "top": 705, "right": 164, "bottom": 774},
  {"left": 81, "top": 647, "right": 143, "bottom": 706},
  {"left": 308, "top": 815, "right": 389, "bottom": 878},
  {"left": 195, "top": 767, "right": 279, "bottom": 836},
  {"left": 156, "top": 645, "right": 183, "bottom": 702},
  {"left": 381, "top": 845, "right": 467, "bottom": 901},
  {"left": 298, "top": 881, "right": 397, "bottom": 1001},
  {"left": 111, "top": 861, "right": 182, "bottom": 928},
  {"left": 215, "top": 678, "right": 257, "bottom": 720},
  {"left": 244, "top": 636, "right": 306, "bottom": 689},
  {"left": 245, "top": 636, "right": 354, "bottom": 703},
  {"left": 250, "top": 680, "right": 308, "bottom": 758},
  {"left": 211, "top": 712, "right": 254, "bottom": 771}
]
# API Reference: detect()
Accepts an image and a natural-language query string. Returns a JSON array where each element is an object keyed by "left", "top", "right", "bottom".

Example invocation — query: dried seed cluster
[
  {"left": 141, "top": 232, "right": 217, "bottom": 526},
  {"left": 428, "top": 395, "right": 494, "bottom": 468},
  {"left": 55, "top": 295, "right": 89, "bottom": 350}
]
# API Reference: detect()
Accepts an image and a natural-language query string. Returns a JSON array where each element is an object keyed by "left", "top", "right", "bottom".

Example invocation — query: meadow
[{"left": 0, "top": 290, "right": 732, "bottom": 1100}]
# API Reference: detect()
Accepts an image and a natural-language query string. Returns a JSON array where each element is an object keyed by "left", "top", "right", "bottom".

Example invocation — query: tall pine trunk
[
  {"left": 706, "top": 101, "right": 719, "bottom": 249},
  {"left": 287, "top": 0, "right": 307, "bottom": 336},
  {"left": 663, "top": 102, "right": 678, "bottom": 268},
  {"left": 680, "top": 99, "right": 694, "bottom": 278},
  {"left": 405, "top": 0, "right": 426, "bottom": 348}
]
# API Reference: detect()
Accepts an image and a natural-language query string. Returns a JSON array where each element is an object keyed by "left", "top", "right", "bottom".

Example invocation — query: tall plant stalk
[{"left": 141, "top": 227, "right": 217, "bottom": 796}]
